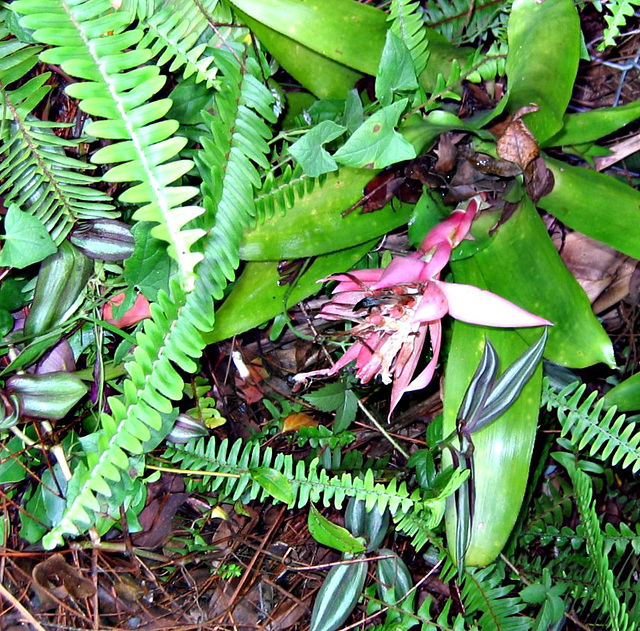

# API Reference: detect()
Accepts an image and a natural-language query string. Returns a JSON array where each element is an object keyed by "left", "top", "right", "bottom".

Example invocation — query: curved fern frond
[
  {"left": 253, "top": 163, "right": 322, "bottom": 224},
  {"left": 424, "top": 0, "right": 511, "bottom": 44},
  {"left": 137, "top": 0, "right": 231, "bottom": 87},
  {"left": 567, "top": 463, "right": 632, "bottom": 631},
  {"left": 388, "top": 0, "right": 430, "bottom": 76},
  {"left": 542, "top": 378, "right": 640, "bottom": 473},
  {"left": 461, "top": 566, "right": 529, "bottom": 631},
  {"left": 0, "top": 37, "right": 115, "bottom": 242},
  {"left": 12, "top": 0, "right": 205, "bottom": 286},
  {"left": 42, "top": 41, "right": 275, "bottom": 550},
  {"left": 600, "top": 0, "right": 640, "bottom": 50},
  {"left": 163, "top": 435, "right": 421, "bottom": 514}
]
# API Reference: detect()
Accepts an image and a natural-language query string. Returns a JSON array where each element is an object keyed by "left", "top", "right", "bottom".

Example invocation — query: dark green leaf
[
  {"left": 304, "top": 381, "right": 347, "bottom": 412},
  {"left": 333, "top": 388, "right": 357, "bottom": 432},
  {"left": 124, "top": 222, "right": 173, "bottom": 301}
]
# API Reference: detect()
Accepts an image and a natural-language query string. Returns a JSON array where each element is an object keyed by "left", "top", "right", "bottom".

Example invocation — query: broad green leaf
[
  {"left": 0, "top": 437, "right": 29, "bottom": 484},
  {"left": 505, "top": 0, "right": 580, "bottom": 143},
  {"left": 0, "top": 205, "right": 56, "bottom": 268},
  {"left": 333, "top": 100, "right": 415, "bottom": 168},
  {"left": 238, "top": 12, "right": 363, "bottom": 99},
  {"left": 334, "top": 389, "right": 358, "bottom": 433},
  {"left": 308, "top": 505, "right": 366, "bottom": 554},
  {"left": 205, "top": 241, "right": 373, "bottom": 343},
  {"left": 168, "top": 76, "right": 214, "bottom": 125},
  {"left": 604, "top": 373, "right": 640, "bottom": 412},
  {"left": 539, "top": 157, "right": 640, "bottom": 260},
  {"left": 289, "top": 120, "right": 346, "bottom": 176},
  {"left": 544, "top": 100, "right": 640, "bottom": 147},
  {"left": 459, "top": 198, "right": 614, "bottom": 368},
  {"left": 240, "top": 173, "right": 414, "bottom": 261},
  {"left": 250, "top": 467, "right": 294, "bottom": 504},
  {"left": 229, "top": 0, "right": 388, "bottom": 75},
  {"left": 443, "top": 321, "right": 542, "bottom": 567},
  {"left": 375, "top": 31, "right": 418, "bottom": 106},
  {"left": 229, "top": 0, "right": 470, "bottom": 93}
]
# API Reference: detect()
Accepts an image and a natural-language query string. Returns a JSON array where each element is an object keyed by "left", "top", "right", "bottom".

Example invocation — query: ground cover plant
[{"left": 1, "top": 0, "right": 640, "bottom": 628}]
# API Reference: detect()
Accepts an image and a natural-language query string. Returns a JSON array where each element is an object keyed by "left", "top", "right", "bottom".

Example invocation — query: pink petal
[
  {"left": 434, "top": 281, "right": 552, "bottom": 327},
  {"left": 413, "top": 283, "right": 449, "bottom": 322},
  {"left": 419, "top": 242, "right": 452, "bottom": 280},
  {"left": 373, "top": 257, "right": 426, "bottom": 289},
  {"left": 326, "top": 269, "right": 384, "bottom": 292}
]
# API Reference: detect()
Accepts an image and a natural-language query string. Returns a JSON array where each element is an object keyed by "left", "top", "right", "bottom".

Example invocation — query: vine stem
[{"left": 357, "top": 398, "right": 410, "bottom": 459}]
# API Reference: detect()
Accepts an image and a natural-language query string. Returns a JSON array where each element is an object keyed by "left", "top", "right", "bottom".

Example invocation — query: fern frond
[
  {"left": 163, "top": 435, "right": 421, "bottom": 514},
  {"left": 0, "top": 38, "right": 115, "bottom": 242},
  {"left": 12, "top": 0, "right": 206, "bottom": 287},
  {"left": 138, "top": 0, "right": 230, "bottom": 87},
  {"left": 424, "top": 0, "right": 511, "bottom": 44},
  {"left": 567, "top": 464, "right": 632, "bottom": 631},
  {"left": 462, "top": 566, "right": 530, "bottom": 631},
  {"left": 42, "top": 43, "right": 275, "bottom": 549},
  {"left": 542, "top": 378, "right": 640, "bottom": 473},
  {"left": 600, "top": 0, "right": 640, "bottom": 50},
  {"left": 388, "top": 0, "right": 430, "bottom": 76},
  {"left": 253, "top": 163, "right": 323, "bottom": 224}
]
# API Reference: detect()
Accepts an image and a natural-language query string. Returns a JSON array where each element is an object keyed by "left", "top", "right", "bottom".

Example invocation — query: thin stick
[
  {"left": 356, "top": 399, "right": 409, "bottom": 459},
  {"left": 0, "top": 580, "right": 47, "bottom": 631}
]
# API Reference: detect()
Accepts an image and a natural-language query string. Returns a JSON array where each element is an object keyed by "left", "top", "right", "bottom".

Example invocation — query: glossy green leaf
[
  {"left": 544, "top": 100, "right": 640, "bottom": 147},
  {"left": 604, "top": 373, "right": 640, "bottom": 412},
  {"left": 539, "top": 157, "right": 640, "bottom": 260},
  {"left": 461, "top": 197, "right": 614, "bottom": 368},
  {"left": 0, "top": 204, "right": 56, "bottom": 268},
  {"left": 505, "top": 0, "right": 580, "bottom": 143},
  {"left": 443, "top": 321, "right": 542, "bottom": 567},
  {"left": 289, "top": 120, "right": 346, "bottom": 177},
  {"left": 205, "top": 241, "right": 373, "bottom": 343},
  {"left": 229, "top": 0, "right": 470, "bottom": 93},
  {"left": 250, "top": 467, "right": 294, "bottom": 504},
  {"left": 229, "top": 0, "right": 388, "bottom": 76},
  {"left": 375, "top": 31, "right": 418, "bottom": 106},
  {"left": 239, "top": 168, "right": 413, "bottom": 260},
  {"left": 237, "top": 11, "right": 363, "bottom": 99},
  {"left": 308, "top": 505, "right": 366, "bottom": 554},
  {"left": 333, "top": 99, "right": 416, "bottom": 168}
]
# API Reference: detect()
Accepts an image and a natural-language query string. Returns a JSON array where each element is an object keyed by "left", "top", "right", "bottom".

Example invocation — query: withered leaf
[
  {"left": 497, "top": 118, "right": 539, "bottom": 169},
  {"left": 524, "top": 156, "right": 555, "bottom": 203},
  {"left": 33, "top": 553, "right": 96, "bottom": 608}
]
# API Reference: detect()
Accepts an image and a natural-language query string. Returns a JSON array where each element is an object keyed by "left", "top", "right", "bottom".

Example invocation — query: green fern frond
[
  {"left": 42, "top": 43, "right": 275, "bottom": 550},
  {"left": 600, "top": 0, "right": 640, "bottom": 50},
  {"left": 0, "top": 38, "right": 115, "bottom": 242},
  {"left": 424, "top": 0, "right": 511, "bottom": 44},
  {"left": 164, "top": 435, "right": 421, "bottom": 514},
  {"left": 12, "top": 0, "right": 206, "bottom": 286},
  {"left": 567, "top": 463, "right": 631, "bottom": 631},
  {"left": 462, "top": 566, "right": 530, "bottom": 631},
  {"left": 388, "top": 0, "right": 430, "bottom": 76},
  {"left": 138, "top": 0, "right": 230, "bottom": 87},
  {"left": 253, "top": 163, "right": 323, "bottom": 224},
  {"left": 542, "top": 378, "right": 640, "bottom": 473}
]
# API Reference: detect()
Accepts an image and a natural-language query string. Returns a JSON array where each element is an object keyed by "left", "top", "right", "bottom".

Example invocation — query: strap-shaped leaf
[{"left": 13, "top": 0, "right": 205, "bottom": 285}]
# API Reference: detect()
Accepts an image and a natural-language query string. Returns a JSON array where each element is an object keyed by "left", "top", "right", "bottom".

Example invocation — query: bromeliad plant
[{"left": 2, "top": 0, "right": 640, "bottom": 627}]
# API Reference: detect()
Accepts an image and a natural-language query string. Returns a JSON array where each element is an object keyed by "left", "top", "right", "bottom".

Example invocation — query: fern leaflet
[
  {"left": 388, "top": 0, "right": 430, "bottom": 76},
  {"left": 13, "top": 0, "right": 206, "bottom": 287},
  {"left": 567, "top": 463, "right": 632, "bottom": 631},
  {"left": 0, "top": 36, "right": 115, "bottom": 242},
  {"left": 542, "top": 378, "right": 640, "bottom": 473}
]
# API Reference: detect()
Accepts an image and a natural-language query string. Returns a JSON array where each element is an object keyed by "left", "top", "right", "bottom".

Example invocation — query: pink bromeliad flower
[{"left": 295, "top": 196, "right": 551, "bottom": 417}]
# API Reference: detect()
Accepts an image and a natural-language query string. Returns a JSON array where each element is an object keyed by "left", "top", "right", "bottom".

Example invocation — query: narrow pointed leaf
[
  {"left": 308, "top": 505, "right": 366, "bottom": 554},
  {"left": 457, "top": 338, "right": 499, "bottom": 425}
]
